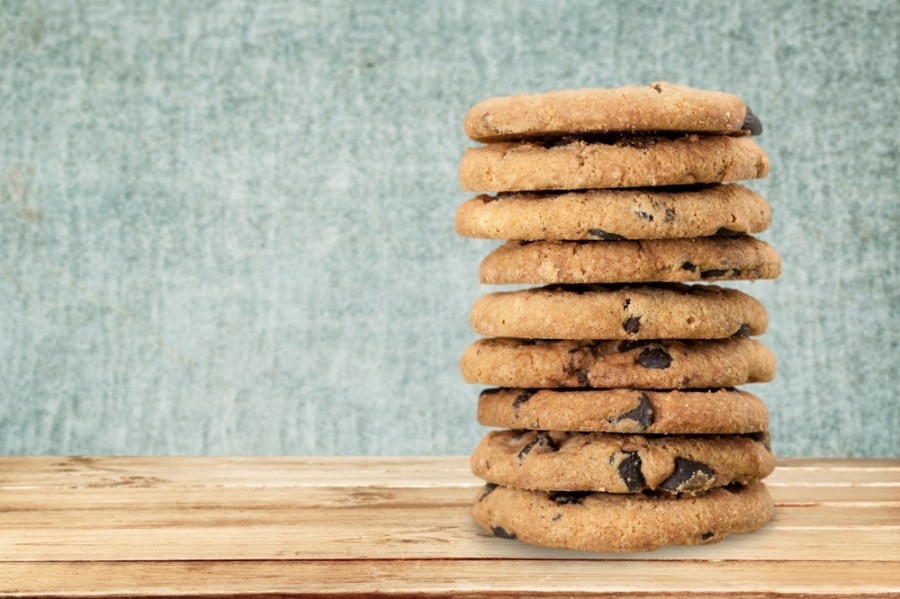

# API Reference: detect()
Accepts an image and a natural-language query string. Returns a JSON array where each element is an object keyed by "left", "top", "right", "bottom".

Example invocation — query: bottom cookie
[{"left": 473, "top": 482, "right": 773, "bottom": 553}]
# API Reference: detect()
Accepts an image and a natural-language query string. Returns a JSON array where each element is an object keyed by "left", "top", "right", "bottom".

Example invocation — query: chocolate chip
[
  {"left": 492, "top": 526, "right": 516, "bottom": 539},
  {"left": 623, "top": 298, "right": 631, "bottom": 309},
  {"left": 479, "top": 388, "right": 502, "bottom": 397},
  {"left": 618, "top": 452, "right": 646, "bottom": 492},
  {"left": 665, "top": 207, "right": 675, "bottom": 223},
  {"left": 479, "top": 483, "right": 498, "bottom": 501},
  {"left": 618, "top": 339, "right": 652, "bottom": 353},
  {"left": 623, "top": 316, "right": 641, "bottom": 334},
  {"left": 681, "top": 262, "right": 697, "bottom": 272},
  {"left": 701, "top": 269, "right": 731, "bottom": 279},
  {"left": 742, "top": 107, "right": 763, "bottom": 136},
  {"left": 549, "top": 490, "right": 592, "bottom": 505},
  {"left": 733, "top": 323, "right": 751, "bottom": 338},
  {"left": 517, "top": 432, "right": 558, "bottom": 463},
  {"left": 715, "top": 227, "right": 744, "bottom": 237},
  {"left": 701, "top": 531, "right": 715, "bottom": 541},
  {"left": 588, "top": 228, "right": 625, "bottom": 241},
  {"left": 637, "top": 347, "right": 673, "bottom": 369},
  {"left": 512, "top": 390, "right": 536, "bottom": 417},
  {"left": 575, "top": 369, "right": 591, "bottom": 386},
  {"left": 610, "top": 392, "right": 654, "bottom": 431},
  {"left": 634, "top": 210, "right": 654, "bottom": 222},
  {"left": 659, "top": 458, "right": 715, "bottom": 493}
]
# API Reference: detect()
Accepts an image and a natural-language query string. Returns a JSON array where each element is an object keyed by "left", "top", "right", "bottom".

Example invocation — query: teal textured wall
[{"left": 1, "top": 0, "right": 897, "bottom": 456}]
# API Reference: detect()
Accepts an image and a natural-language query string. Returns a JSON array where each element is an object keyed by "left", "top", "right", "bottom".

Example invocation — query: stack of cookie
[{"left": 455, "top": 83, "right": 779, "bottom": 552}]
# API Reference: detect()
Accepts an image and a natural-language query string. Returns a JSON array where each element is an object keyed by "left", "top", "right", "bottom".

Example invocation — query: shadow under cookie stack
[{"left": 455, "top": 83, "right": 780, "bottom": 552}]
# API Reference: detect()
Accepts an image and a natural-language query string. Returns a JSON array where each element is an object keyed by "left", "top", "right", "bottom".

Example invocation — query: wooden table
[{"left": 0, "top": 457, "right": 897, "bottom": 597}]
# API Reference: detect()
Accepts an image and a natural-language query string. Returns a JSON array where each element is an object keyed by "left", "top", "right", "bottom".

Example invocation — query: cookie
[
  {"left": 470, "top": 283, "right": 767, "bottom": 340},
  {"left": 471, "top": 430, "right": 774, "bottom": 494},
  {"left": 477, "top": 388, "right": 769, "bottom": 434},
  {"left": 460, "top": 337, "right": 776, "bottom": 389},
  {"left": 454, "top": 184, "right": 771, "bottom": 241},
  {"left": 459, "top": 135, "right": 769, "bottom": 192},
  {"left": 464, "top": 82, "right": 762, "bottom": 142},
  {"left": 472, "top": 481, "right": 774, "bottom": 553},
  {"left": 480, "top": 237, "right": 781, "bottom": 285}
]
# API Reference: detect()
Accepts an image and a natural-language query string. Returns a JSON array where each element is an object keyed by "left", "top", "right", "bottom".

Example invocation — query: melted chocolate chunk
[
  {"left": 637, "top": 347, "right": 673, "bottom": 369},
  {"left": 618, "top": 452, "right": 646, "bottom": 492},
  {"left": 733, "top": 323, "right": 752, "bottom": 338},
  {"left": 549, "top": 490, "right": 592, "bottom": 505},
  {"left": 623, "top": 316, "right": 642, "bottom": 334},
  {"left": 634, "top": 210, "right": 654, "bottom": 222},
  {"left": 610, "top": 392, "right": 654, "bottom": 431},
  {"left": 516, "top": 432, "right": 558, "bottom": 463},
  {"left": 742, "top": 107, "right": 763, "bottom": 136},
  {"left": 512, "top": 390, "right": 537, "bottom": 417},
  {"left": 479, "top": 482, "right": 498, "bottom": 501},
  {"left": 659, "top": 458, "right": 715, "bottom": 493},
  {"left": 701, "top": 531, "right": 715, "bottom": 541},
  {"left": 618, "top": 339, "right": 652, "bottom": 353},
  {"left": 681, "top": 262, "right": 697, "bottom": 272},
  {"left": 587, "top": 228, "right": 625, "bottom": 241},
  {"left": 575, "top": 369, "right": 591, "bottom": 386},
  {"left": 664, "top": 207, "right": 676, "bottom": 223},
  {"left": 701, "top": 268, "right": 731, "bottom": 279},
  {"left": 491, "top": 526, "right": 516, "bottom": 539},
  {"left": 715, "top": 227, "right": 744, "bottom": 237}
]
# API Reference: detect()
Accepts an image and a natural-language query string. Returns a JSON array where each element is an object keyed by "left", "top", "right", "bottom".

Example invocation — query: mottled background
[{"left": 1, "top": 0, "right": 897, "bottom": 456}]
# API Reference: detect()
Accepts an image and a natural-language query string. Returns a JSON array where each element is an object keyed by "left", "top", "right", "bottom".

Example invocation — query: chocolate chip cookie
[
  {"left": 454, "top": 184, "right": 771, "bottom": 241},
  {"left": 459, "top": 135, "right": 769, "bottom": 192},
  {"left": 470, "top": 283, "right": 767, "bottom": 340},
  {"left": 479, "top": 236, "right": 781, "bottom": 284},
  {"left": 460, "top": 337, "right": 776, "bottom": 389},
  {"left": 477, "top": 388, "right": 769, "bottom": 434},
  {"left": 464, "top": 82, "right": 762, "bottom": 142},
  {"left": 472, "top": 481, "right": 774, "bottom": 552},
  {"left": 471, "top": 430, "right": 774, "bottom": 494}
]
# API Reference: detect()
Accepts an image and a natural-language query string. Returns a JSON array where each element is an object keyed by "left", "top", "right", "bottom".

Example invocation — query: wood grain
[{"left": 1, "top": 457, "right": 898, "bottom": 597}]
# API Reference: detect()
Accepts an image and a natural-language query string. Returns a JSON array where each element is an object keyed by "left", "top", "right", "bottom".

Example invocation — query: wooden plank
[
  {"left": 0, "top": 456, "right": 476, "bottom": 489},
  {"left": 1, "top": 486, "right": 897, "bottom": 562},
  {"left": 2, "top": 457, "right": 898, "bottom": 489},
  {"left": 0, "top": 457, "right": 897, "bottom": 597},
  {"left": 1, "top": 560, "right": 898, "bottom": 598},
  {"left": 0, "top": 487, "right": 896, "bottom": 528}
]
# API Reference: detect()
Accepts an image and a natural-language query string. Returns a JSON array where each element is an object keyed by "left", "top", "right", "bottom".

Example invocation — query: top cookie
[{"left": 464, "top": 82, "right": 762, "bottom": 142}]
